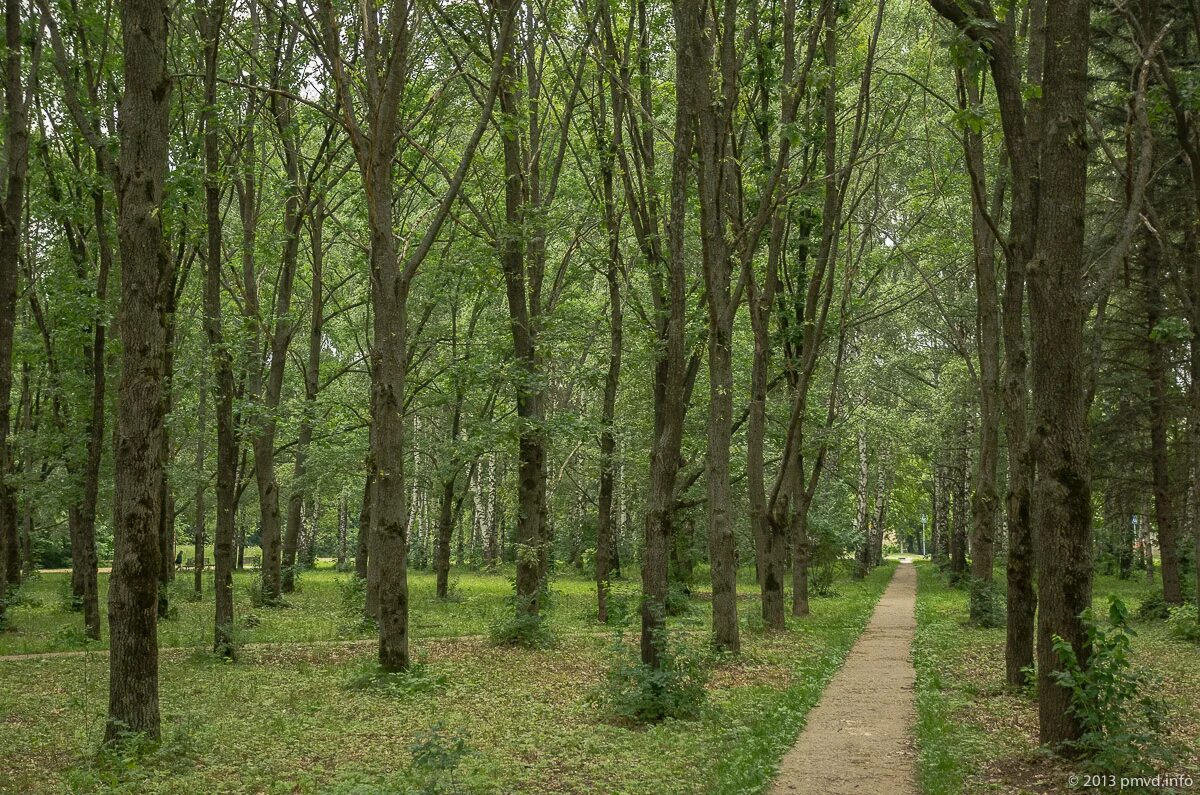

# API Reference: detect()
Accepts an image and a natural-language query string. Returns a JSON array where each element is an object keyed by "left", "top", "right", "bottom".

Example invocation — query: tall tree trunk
[
  {"left": 1030, "top": 0, "right": 1093, "bottom": 746},
  {"left": 355, "top": 468, "right": 371, "bottom": 581},
  {"left": 959, "top": 69, "right": 1001, "bottom": 602},
  {"left": 594, "top": 29, "right": 624, "bottom": 623},
  {"left": 194, "top": 384, "right": 206, "bottom": 594},
  {"left": 157, "top": 285, "right": 180, "bottom": 618},
  {"left": 497, "top": 13, "right": 548, "bottom": 618},
  {"left": 950, "top": 439, "right": 969, "bottom": 579},
  {"left": 337, "top": 494, "right": 348, "bottom": 567},
  {"left": 0, "top": 0, "right": 32, "bottom": 623},
  {"left": 283, "top": 201, "right": 324, "bottom": 593},
  {"left": 197, "top": 0, "right": 237, "bottom": 658},
  {"left": 684, "top": 0, "right": 740, "bottom": 656},
  {"left": 1143, "top": 231, "right": 1183, "bottom": 604},
  {"left": 106, "top": 0, "right": 171, "bottom": 740},
  {"left": 638, "top": 0, "right": 693, "bottom": 668},
  {"left": 855, "top": 431, "right": 871, "bottom": 578}
]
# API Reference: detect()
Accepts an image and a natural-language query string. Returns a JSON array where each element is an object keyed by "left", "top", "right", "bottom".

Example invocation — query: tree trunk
[
  {"left": 1030, "top": 0, "right": 1093, "bottom": 746},
  {"left": 198, "top": 0, "right": 237, "bottom": 659},
  {"left": 1143, "top": 232, "right": 1183, "bottom": 604},
  {"left": 594, "top": 33, "right": 624, "bottom": 623},
  {"left": 497, "top": 20, "right": 548, "bottom": 619},
  {"left": 435, "top": 476, "right": 456, "bottom": 599},
  {"left": 855, "top": 431, "right": 871, "bottom": 578},
  {"left": 684, "top": 0, "right": 741, "bottom": 656},
  {"left": 950, "top": 442, "right": 969, "bottom": 579},
  {"left": 337, "top": 494, "right": 348, "bottom": 568},
  {"left": 355, "top": 468, "right": 371, "bottom": 581},
  {"left": 106, "top": 0, "right": 170, "bottom": 740},
  {"left": 193, "top": 384, "right": 206, "bottom": 595},
  {"left": 0, "top": 0, "right": 32, "bottom": 624},
  {"left": 960, "top": 68, "right": 1001, "bottom": 599}
]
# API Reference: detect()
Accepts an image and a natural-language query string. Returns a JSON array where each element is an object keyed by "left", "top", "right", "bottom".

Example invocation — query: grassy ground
[
  {"left": 913, "top": 560, "right": 1200, "bottom": 795},
  {"left": 0, "top": 561, "right": 897, "bottom": 794}
]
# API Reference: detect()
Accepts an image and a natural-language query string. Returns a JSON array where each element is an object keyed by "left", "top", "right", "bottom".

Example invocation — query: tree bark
[
  {"left": 959, "top": 68, "right": 1001, "bottom": 599},
  {"left": 106, "top": 0, "right": 171, "bottom": 740},
  {"left": 1143, "top": 231, "right": 1183, "bottom": 604},
  {"left": 194, "top": 384, "right": 206, "bottom": 594},
  {"left": 197, "top": 0, "right": 237, "bottom": 658},
  {"left": 1030, "top": 0, "right": 1093, "bottom": 746},
  {"left": 0, "top": 0, "right": 32, "bottom": 623}
]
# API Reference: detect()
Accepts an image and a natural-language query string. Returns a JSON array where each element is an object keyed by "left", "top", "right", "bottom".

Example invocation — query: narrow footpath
[{"left": 769, "top": 561, "right": 918, "bottom": 795}]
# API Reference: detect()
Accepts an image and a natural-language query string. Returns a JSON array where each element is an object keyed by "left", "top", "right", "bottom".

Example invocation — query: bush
[
  {"left": 664, "top": 580, "right": 694, "bottom": 616},
  {"left": 488, "top": 608, "right": 555, "bottom": 649},
  {"left": 345, "top": 660, "right": 447, "bottom": 698},
  {"left": 336, "top": 576, "right": 375, "bottom": 633},
  {"left": 968, "top": 579, "right": 1006, "bottom": 629},
  {"left": 1166, "top": 606, "right": 1200, "bottom": 643},
  {"left": 593, "top": 630, "right": 708, "bottom": 723},
  {"left": 407, "top": 724, "right": 472, "bottom": 795},
  {"left": 809, "top": 559, "right": 846, "bottom": 598},
  {"left": 1134, "top": 589, "right": 1173, "bottom": 621},
  {"left": 602, "top": 582, "right": 640, "bottom": 627},
  {"left": 1049, "top": 596, "right": 1173, "bottom": 773}
]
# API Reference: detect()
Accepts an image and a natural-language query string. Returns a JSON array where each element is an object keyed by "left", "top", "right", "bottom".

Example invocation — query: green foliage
[
  {"left": 808, "top": 558, "right": 845, "bottom": 598},
  {"left": 665, "top": 580, "right": 695, "bottom": 617},
  {"left": 65, "top": 718, "right": 198, "bottom": 791},
  {"left": 487, "top": 607, "right": 555, "bottom": 649},
  {"left": 336, "top": 575, "right": 375, "bottom": 634},
  {"left": 484, "top": 595, "right": 554, "bottom": 653},
  {"left": 593, "top": 630, "right": 709, "bottom": 724},
  {"left": 1135, "top": 589, "right": 1173, "bottom": 621},
  {"left": 1049, "top": 597, "right": 1173, "bottom": 773},
  {"left": 406, "top": 724, "right": 473, "bottom": 795},
  {"left": 967, "top": 579, "right": 1005, "bottom": 628},
  {"left": 1165, "top": 606, "right": 1200, "bottom": 644},
  {"left": 345, "top": 661, "right": 448, "bottom": 698}
]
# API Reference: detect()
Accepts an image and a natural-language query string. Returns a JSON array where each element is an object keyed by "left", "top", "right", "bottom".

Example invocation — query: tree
[{"left": 106, "top": 0, "right": 172, "bottom": 740}]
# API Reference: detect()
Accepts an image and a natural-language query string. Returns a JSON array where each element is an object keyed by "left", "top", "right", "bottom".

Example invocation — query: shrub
[
  {"left": 968, "top": 579, "right": 1006, "bottom": 629},
  {"left": 809, "top": 559, "right": 846, "bottom": 598},
  {"left": 407, "top": 724, "right": 472, "bottom": 795},
  {"left": 593, "top": 630, "right": 708, "bottom": 723},
  {"left": 488, "top": 608, "right": 555, "bottom": 649},
  {"left": 1166, "top": 605, "right": 1200, "bottom": 643},
  {"left": 602, "top": 582, "right": 640, "bottom": 627},
  {"left": 336, "top": 576, "right": 375, "bottom": 633},
  {"left": 1135, "top": 590, "right": 1171, "bottom": 621},
  {"left": 345, "top": 661, "right": 447, "bottom": 698},
  {"left": 1049, "top": 596, "right": 1173, "bottom": 773},
  {"left": 664, "top": 580, "right": 694, "bottom": 616}
]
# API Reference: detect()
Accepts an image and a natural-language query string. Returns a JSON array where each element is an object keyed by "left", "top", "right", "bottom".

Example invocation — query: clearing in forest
[{"left": 770, "top": 561, "right": 918, "bottom": 795}]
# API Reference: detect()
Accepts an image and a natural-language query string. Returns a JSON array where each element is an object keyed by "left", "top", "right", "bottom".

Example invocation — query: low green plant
[
  {"left": 1134, "top": 589, "right": 1172, "bottom": 621},
  {"left": 1166, "top": 605, "right": 1200, "bottom": 643},
  {"left": 440, "top": 577, "right": 465, "bottom": 603},
  {"left": 488, "top": 607, "right": 555, "bottom": 649},
  {"left": 335, "top": 575, "right": 375, "bottom": 633},
  {"left": 664, "top": 580, "right": 694, "bottom": 616},
  {"left": 967, "top": 579, "right": 1006, "bottom": 628},
  {"left": 345, "top": 660, "right": 448, "bottom": 698},
  {"left": 593, "top": 629, "right": 708, "bottom": 723},
  {"left": 1049, "top": 596, "right": 1173, "bottom": 773},
  {"left": 407, "top": 724, "right": 472, "bottom": 795},
  {"left": 808, "top": 559, "right": 841, "bottom": 597}
]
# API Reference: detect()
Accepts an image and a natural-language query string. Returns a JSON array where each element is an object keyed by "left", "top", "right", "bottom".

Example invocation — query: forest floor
[
  {"left": 0, "top": 562, "right": 897, "bottom": 793},
  {"left": 913, "top": 561, "right": 1200, "bottom": 794},
  {"left": 769, "top": 560, "right": 917, "bottom": 795}
]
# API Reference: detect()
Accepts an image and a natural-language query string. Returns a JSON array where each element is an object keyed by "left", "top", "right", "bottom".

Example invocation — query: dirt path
[{"left": 769, "top": 561, "right": 918, "bottom": 795}]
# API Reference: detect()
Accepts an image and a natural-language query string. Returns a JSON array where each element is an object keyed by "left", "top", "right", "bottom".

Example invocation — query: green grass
[
  {"left": 912, "top": 561, "right": 1200, "bottom": 795},
  {"left": 0, "top": 561, "right": 898, "bottom": 793}
]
